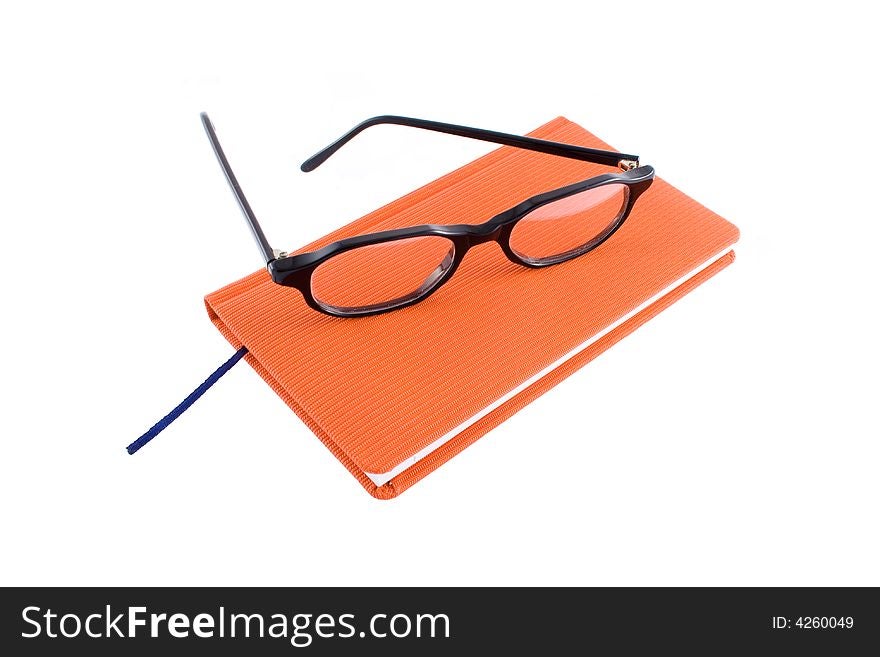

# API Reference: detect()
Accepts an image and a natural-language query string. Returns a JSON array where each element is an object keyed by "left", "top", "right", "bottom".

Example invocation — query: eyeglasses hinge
[
  {"left": 268, "top": 249, "right": 289, "bottom": 269},
  {"left": 618, "top": 159, "right": 639, "bottom": 171}
]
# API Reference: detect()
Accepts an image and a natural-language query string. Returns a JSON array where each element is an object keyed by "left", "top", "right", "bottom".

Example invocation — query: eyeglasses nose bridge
[{"left": 465, "top": 224, "right": 504, "bottom": 247}]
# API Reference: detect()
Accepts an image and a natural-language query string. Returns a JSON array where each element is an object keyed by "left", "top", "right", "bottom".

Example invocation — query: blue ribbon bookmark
[{"left": 126, "top": 347, "right": 249, "bottom": 455}]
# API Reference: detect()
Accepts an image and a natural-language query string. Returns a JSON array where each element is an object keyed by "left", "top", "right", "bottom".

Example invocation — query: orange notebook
[{"left": 205, "top": 117, "right": 739, "bottom": 499}]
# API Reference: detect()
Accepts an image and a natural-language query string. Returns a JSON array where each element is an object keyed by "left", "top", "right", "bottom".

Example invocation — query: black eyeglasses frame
[{"left": 200, "top": 113, "right": 655, "bottom": 318}]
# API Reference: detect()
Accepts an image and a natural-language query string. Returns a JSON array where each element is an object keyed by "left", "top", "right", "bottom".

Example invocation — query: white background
[{"left": 1, "top": 1, "right": 877, "bottom": 586}]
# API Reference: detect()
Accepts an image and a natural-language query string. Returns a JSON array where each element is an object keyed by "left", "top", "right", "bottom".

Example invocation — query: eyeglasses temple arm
[
  {"left": 200, "top": 112, "right": 277, "bottom": 264},
  {"left": 300, "top": 115, "right": 638, "bottom": 172}
]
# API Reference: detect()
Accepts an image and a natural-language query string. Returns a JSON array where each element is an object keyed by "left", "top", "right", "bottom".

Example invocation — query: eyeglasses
[{"left": 201, "top": 113, "right": 655, "bottom": 317}]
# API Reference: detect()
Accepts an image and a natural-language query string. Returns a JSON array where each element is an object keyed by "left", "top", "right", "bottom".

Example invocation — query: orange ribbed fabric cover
[{"left": 205, "top": 118, "right": 739, "bottom": 498}]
